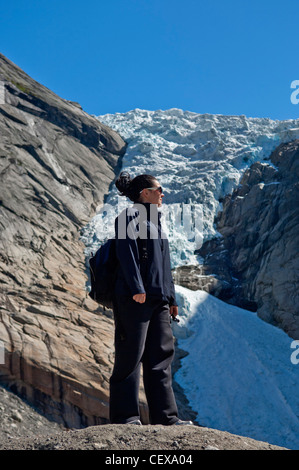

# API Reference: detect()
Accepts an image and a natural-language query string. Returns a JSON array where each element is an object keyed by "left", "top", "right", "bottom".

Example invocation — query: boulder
[{"left": 195, "top": 140, "right": 299, "bottom": 339}]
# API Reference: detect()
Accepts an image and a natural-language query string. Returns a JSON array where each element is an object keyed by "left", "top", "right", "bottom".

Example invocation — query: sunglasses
[{"left": 140, "top": 186, "right": 163, "bottom": 194}]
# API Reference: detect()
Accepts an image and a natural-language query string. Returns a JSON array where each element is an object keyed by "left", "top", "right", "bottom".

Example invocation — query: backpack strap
[{"left": 138, "top": 236, "right": 148, "bottom": 261}]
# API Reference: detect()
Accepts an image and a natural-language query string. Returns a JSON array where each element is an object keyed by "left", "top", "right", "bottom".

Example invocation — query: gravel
[{"left": 0, "top": 385, "right": 287, "bottom": 451}]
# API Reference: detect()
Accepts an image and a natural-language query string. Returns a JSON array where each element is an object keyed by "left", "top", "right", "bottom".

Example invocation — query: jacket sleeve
[
  {"left": 163, "top": 238, "right": 178, "bottom": 307},
  {"left": 115, "top": 212, "right": 146, "bottom": 296}
]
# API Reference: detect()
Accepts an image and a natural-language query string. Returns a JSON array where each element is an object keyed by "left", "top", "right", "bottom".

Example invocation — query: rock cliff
[
  {"left": 0, "top": 52, "right": 129, "bottom": 427},
  {"left": 175, "top": 140, "right": 299, "bottom": 339}
]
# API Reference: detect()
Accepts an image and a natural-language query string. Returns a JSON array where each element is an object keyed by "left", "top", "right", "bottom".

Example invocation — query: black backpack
[{"left": 88, "top": 238, "right": 118, "bottom": 309}]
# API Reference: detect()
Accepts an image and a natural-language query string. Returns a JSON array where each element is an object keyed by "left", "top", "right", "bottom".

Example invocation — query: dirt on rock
[
  {"left": 0, "top": 384, "right": 288, "bottom": 451},
  {"left": 0, "top": 385, "right": 64, "bottom": 441},
  {"left": 0, "top": 423, "right": 287, "bottom": 451}
]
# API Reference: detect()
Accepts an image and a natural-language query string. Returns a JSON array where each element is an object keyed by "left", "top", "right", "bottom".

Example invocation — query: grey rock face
[
  {"left": 194, "top": 140, "right": 299, "bottom": 339},
  {"left": 0, "top": 53, "right": 129, "bottom": 427}
]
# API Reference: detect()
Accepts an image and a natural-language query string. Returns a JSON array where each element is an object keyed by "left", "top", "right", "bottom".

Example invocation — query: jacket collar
[{"left": 132, "top": 202, "right": 161, "bottom": 222}]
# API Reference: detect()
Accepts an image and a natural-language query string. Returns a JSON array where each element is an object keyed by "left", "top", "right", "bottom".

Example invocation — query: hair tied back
[{"left": 115, "top": 171, "right": 132, "bottom": 197}]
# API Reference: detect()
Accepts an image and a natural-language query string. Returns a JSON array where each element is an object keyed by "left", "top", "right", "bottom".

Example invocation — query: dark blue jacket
[{"left": 114, "top": 202, "right": 177, "bottom": 306}]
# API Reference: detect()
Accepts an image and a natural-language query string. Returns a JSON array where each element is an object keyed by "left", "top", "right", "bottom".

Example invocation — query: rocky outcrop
[
  {"left": 186, "top": 140, "right": 299, "bottom": 339},
  {"left": 0, "top": 384, "right": 286, "bottom": 450},
  {"left": 0, "top": 384, "right": 64, "bottom": 440},
  {"left": 0, "top": 53, "right": 132, "bottom": 427},
  {"left": 0, "top": 422, "right": 287, "bottom": 451}
]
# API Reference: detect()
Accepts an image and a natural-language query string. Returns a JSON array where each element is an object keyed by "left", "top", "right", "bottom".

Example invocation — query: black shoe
[{"left": 127, "top": 419, "right": 142, "bottom": 425}]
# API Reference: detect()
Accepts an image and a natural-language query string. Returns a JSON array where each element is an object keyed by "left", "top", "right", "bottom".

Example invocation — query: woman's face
[{"left": 141, "top": 180, "right": 164, "bottom": 207}]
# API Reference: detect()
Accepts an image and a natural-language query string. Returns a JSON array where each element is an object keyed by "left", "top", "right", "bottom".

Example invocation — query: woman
[{"left": 109, "top": 171, "right": 193, "bottom": 426}]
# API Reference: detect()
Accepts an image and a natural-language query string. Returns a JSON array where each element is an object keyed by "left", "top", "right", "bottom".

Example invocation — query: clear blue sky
[{"left": 1, "top": 0, "right": 299, "bottom": 120}]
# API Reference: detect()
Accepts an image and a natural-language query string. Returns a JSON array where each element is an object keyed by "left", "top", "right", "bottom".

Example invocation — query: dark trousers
[{"left": 109, "top": 295, "right": 178, "bottom": 425}]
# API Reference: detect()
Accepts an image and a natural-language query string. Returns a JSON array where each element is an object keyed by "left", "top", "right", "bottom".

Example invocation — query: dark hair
[{"left": 115, "top": 171, "right": 157, "bottom": 202}]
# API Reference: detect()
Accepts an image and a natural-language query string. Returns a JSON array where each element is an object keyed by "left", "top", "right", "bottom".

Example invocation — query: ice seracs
[{"left": 90, "top": 108, "right": 299, "bottom": 267}]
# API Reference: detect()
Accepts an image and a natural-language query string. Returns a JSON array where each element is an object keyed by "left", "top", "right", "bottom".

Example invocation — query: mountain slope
[
  {"left": 90, "top": 109, "right": 299, "bottom": 338},
  {"left": 197, "top": 140, "right": 299, "bottom": 338},
  {"left": 0, "top": 53, "right": 127, "bottom": 427},
  {"left": 173, "top": 286, "right": 299, "bottom": 450},
  {"left": 0, "top": 54, "right": 298, "bottom": 451}
]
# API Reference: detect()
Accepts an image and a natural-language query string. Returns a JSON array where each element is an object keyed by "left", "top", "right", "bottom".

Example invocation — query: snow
[
  {"left": 94, "top": 108, "right": 299, "bottom": 267},
  {"left": 80, "top": 108, "right": 299, "bottom": 450},
  {"left": 172, "top": 285, "right": 299, "bottom": 450}
]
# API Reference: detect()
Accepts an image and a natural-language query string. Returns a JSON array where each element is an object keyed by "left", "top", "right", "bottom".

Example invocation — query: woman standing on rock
[{"left": 109, "top": 171, "right": 193, "bottom": 426}]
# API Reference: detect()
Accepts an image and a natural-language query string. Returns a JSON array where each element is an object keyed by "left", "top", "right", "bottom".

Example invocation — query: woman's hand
[
  {"left": 133, "top": 293, "right": 146, "bottom": 303},
  {"left": 169, "top": 305, "right": 178, "bottom": 318}
]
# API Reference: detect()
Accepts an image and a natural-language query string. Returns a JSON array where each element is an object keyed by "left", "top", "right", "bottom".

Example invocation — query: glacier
[
  {"left": 90, "top": 108, "right": 299, "bottom": 267},
  {"left": 172, "top": 285, "right": 299, "bottom": 450},
  {"left": 80, "top": 108, "right": 299, "bottom": 449}
]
